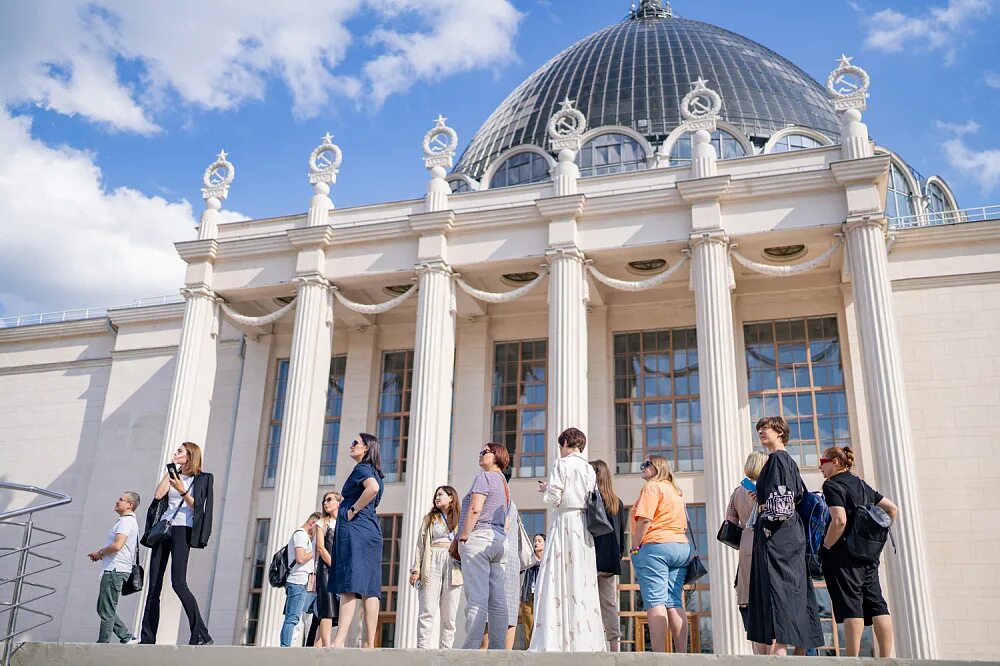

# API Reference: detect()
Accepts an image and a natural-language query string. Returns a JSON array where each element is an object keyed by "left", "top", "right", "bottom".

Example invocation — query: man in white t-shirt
[
  {"left": 280, "top": 512, "right": 320, "bottom": 647},
  {"left": 88, "top": 491, "right": 140, "bottom": 643}
]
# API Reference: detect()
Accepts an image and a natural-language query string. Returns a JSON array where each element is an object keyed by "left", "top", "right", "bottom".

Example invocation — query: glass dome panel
[
  {"left": 449, "top": 179, "right": 472, "bottom": 193},
  {"left": 578, "top": 132, "right": 647, "bottom": 177},
  {"left": 490, "top": 151, "right": 551, "bottom": 189},
  {"left": 772, "top": 133, "right": 823, "bottom": 153},
  {"left": 669, "top": 129, "right": 747, "bottom": 166}
]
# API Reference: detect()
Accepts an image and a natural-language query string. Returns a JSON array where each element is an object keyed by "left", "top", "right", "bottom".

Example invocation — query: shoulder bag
[
  {"left": 586, "top": 487, "right": 614, "bottom": 538},
  {"left": 684, "top": 506, "right": 708, "bottom": 585},
  {"left": 146, "top": 480, "right": 191, "bottom": 547},
  {"left": 121, "top": 529, "right": 144, "bottom": 596},
  {"left": 716, "top": 493, "right": 742, "bottom": 551}
]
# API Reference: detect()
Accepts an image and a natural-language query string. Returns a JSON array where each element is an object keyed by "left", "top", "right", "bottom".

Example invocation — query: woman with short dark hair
[
  {"left": 140, "top": 441, "right": 214, "bottom": 645},
  {"left": 820, "top": 445, "right": 897, "bottom": 657},
  {"left": 331, "top": 433, "right": 385, "bottom": 648},
  {"left": 746, "top": 416, "right": 822, "bottom": 656}
]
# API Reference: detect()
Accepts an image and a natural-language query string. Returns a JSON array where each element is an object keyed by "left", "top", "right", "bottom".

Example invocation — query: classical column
[
  {"left": 688, "top": 231, "right": 747, "bottom": 655},
  {"left": 844, "top": 215, "right": 937, "bottom": 659},
  {"left": 545, "top": 246, "right": 589, "bottom": 449},
  {"left": 256, "top": 272, "right": 333, "bottom": 647},
  {"left": 394, "top": 259, "right": 457, "bottom": 647}
]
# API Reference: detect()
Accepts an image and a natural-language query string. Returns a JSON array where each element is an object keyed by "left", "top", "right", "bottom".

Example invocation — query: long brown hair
[
  {"left": 424, "top": 486, "right": 460, "bottom": 532},
  {"left": 180, "top": 442, "right": 203, "bottom": 476},
  {"left": 321, "top": 491, "right": 342, "bottom": 520},
  {"left": 590, "top": 460, "right": 622, "bottom": 513},
  {"left": 647, "top": 454, "right": 682, "bottom": 496}
]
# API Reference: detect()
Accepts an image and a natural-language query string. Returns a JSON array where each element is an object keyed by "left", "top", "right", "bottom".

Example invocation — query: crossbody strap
[
  {"left": 165, "top": 479, "right": 194, "bottom": 523},
  {"left": 683, "top": 504, "right": 700, "bottom": 556}
]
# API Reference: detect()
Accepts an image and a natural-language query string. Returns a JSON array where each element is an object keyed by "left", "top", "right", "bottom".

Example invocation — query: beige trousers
[
  {"left": 416, "top": 547, "right": 462, "bottom": 648},
  {"left": 597, "top": 572, "right": 621, "bottom": 643}
]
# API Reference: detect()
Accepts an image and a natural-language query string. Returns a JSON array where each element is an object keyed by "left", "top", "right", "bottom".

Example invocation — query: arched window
[
  {"left": 886, "top": 163, "right": 916, "bottom": 221},
  {"left": 924, "top": 181, "right": 950, "bottom": 223},
  {"left": 669, "top": 129, "right": 748, "bottom": 166},
  {"left": 490, "top": 152, "right": 550, "bottom": 188},
  {"left": 771, "top": 133, "right": 823, "bottom": 153},
  {"left": 577, "top": 133, "right": 647, "bottom": 177},
  {"left": 449, "top": 179, "right": 471, "bottom": 193}
]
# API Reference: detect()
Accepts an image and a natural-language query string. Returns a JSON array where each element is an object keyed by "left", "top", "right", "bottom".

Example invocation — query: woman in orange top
[{"left": 629, "top": 455, "right": 691, "bottom": 653}]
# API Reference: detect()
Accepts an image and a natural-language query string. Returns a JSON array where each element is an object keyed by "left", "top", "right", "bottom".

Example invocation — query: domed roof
[{"left": 453, "top": 0, "right": 841, "bottom": 181}]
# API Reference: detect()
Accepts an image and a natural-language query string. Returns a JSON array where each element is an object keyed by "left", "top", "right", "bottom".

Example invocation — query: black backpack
[
  {"left": 845, "top": 484, "right": 895, "bottom": 563},
  {"left": 267, "top": 529, "right": 301, "bottom": 588}
]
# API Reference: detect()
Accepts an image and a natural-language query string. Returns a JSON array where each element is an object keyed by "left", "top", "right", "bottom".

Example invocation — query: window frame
[
  {"left": 491, "top": 339, "right": 549, "bottom": 478},
  {"left": 376, "top": 350, "right": 414, "bottom": 484},
  {"left": 240, "top": 518, "right": 270, "bottom": 646}
]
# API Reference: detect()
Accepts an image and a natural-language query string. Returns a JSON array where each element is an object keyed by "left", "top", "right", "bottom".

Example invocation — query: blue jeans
[{"left": 280, "top": 582, "right": 316, "bottom": 647}]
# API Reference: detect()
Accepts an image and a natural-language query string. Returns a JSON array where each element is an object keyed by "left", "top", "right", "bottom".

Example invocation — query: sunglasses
[
  {"left": 479, "top": 449, "right": 493, "bottom": 457},
  {"left": 639, "top": 460, "right": 652, "bottom": 470},
  {"left": 819, "top": 457, "right": 834, "bottom": 465}
]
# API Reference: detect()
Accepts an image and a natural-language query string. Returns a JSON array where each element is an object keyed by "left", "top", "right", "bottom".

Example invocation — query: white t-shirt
[
  {"left": 286, "top": 528, "right": 314, "bottom": 585},
  {"left": 101, "top": 514, "right": 138, "bottom": 578},
  {"left": 165, "top": 474, "right": 194, "bottom": 528}
]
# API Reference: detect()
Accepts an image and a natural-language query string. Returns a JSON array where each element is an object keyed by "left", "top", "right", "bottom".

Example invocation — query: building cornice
[
  {"left": 829, "top": 155, "right": 890, "bottom": 185},
  {"left": 0, "top": 318, "right": 112, "bottom": 343},
  {"left": 175, "top": 239, "right": 219, "bottom": 264},
  {"left": 890, "top": 219, "right": 1000, "bottom": 249},
  {"left": 892, "top": 271, "right": 1000, "bottom": 291},
  {"left": 409, "top": 210, "right": 455, "bottom": 235},
  {"left": 216, "top": 235, "right": 293, "bottom": 259},
  {"left": 0, "top": 355, "right": 112, "bottom": 376},
  {"left": 287, "top": 225, "right": 335, "bottom": 250},
  {"left": 331, "top": 220, "right": 414, "bottom": 245},
  {"left": 536, "top": 194, "right": 586, "bottom": 220},
  {"left": 677, "top": 175, "right": 731, "bottom": 203},
  {"left": 726, "top": 170, "right": 838, "bottom": 200},
  {"left": 107, "top": 302, "right": 186, "bottom": 327},
  {"left": 110, "top": 345, "right": 180, "bottom": 360}
]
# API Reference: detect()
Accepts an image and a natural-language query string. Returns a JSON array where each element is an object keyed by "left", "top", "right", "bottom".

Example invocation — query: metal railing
[
  {"left": 889, "top": 204, "right": 1000, "bottom": 230},
  {"left": 0, "top": 483, "right": 71, "bottom": 666},
  {"left": 0, "top": 294, "right": 183, "bottom": 330}
]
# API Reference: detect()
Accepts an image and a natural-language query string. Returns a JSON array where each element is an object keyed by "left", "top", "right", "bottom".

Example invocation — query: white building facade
[{"left": 2, "top": 2, "right": 998, "bottom": 659}]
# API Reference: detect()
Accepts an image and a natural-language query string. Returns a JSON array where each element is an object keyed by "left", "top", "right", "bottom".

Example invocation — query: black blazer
[{"left": 142, "top": 472, "right": 214, "bottom": 549}]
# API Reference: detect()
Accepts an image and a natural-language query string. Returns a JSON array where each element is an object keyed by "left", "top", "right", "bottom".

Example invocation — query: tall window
[
  {"left": 519, "top": 510, "right": 546, "bottom": 540},
  {"left": 618, "top": 504, "right": 709, "bottom": 652},
  {"left": 376, "top": 514, "right": 402, "bottom": 647},
  {"left": 490, "top": 151, "right": 550, "bottom": 188},
  {"left": 886, "top": 162, "right": 916, "bottom": 221},
  {"left": 924, "top": 181, "right": 951, "bottom": 224},
  {"left": 377, "top": 350, "right": 414, "bottom": 483},
  {"left": 670, "top": 129, "right": 747, "bottom": 166},
  {"left": 241, "top": 519, "right": 270, "bottom": 645},
  {"left": 492, "top": 339, "right": 548, "bottom": 478},
  {"left": 264, "top": 357, "right": 347, "bottom": 488},
  {"left": 613, "top": 328, "right": 701, "bottom": 474},
  {"left": 771, "top": 133, "right": 823, "bottom": 153},
  {"left": 578, "top": 133, "right": 647, "bottom": 177},
  {"left": 744, "top": 316, "right": 850, "bottom": 467}
]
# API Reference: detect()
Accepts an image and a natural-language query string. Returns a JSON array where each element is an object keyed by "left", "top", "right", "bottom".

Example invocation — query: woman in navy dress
[{"left": 331, "top": 432, "right": 385, "bottom": 648}]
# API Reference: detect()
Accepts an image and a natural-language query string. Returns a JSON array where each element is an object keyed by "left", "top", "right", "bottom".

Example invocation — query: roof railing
[
  {"left": 0, "top": 294, "right": 183, "bottom": 330},
  {"left": 0, "top": 483, "right": 72, "bottom": 666},
  {"left": 889, "top": 204, "right": 1000, "bottom": 230}
]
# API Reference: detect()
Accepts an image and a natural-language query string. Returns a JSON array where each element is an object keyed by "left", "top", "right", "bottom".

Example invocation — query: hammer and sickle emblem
[
  {"left": 316, "top": 149, "right": 334, "bottom": 170},
  {"left": 429, "top": 131, "right": 450, "bottom": 153},
  {"left": 834, "top": 74, "right": 859, "bottom": 96},
  {"left": 209, "top": 166, "right": 227, "bottom": 186},
  {"left": 556, "top": 115, "right": 578, "bottom": 135},
  {"left": 689, "top": 95, "right": 712, "bottom": 116}
]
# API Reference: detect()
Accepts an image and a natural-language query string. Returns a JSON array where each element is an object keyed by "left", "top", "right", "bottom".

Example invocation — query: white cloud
[
  {"left": 942, "top": 137, "right": 1000, "bottom": 193},
  {"left": 0, "top": 0, "right": 522, "bottom": 132},
  {"left": 863, "top": 0, "right": 992, "bottom": 64},
  {"left": 0, "top": 109, "right": 245, "bottom": 316},
  {"left": 935, "top": 119, "right": 981, "bottom": 135},
  {"left": 986, "top": 71, "right": 1000, "bottom": 88}
]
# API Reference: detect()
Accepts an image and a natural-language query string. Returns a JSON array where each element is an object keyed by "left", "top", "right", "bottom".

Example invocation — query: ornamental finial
[
  {"left": 423, "top": 114, "right": 459, "bottom": 169},
  {"left": 547, "top": 98, "right": 588, "bottom": 152},
  {"left": 309, "top": 132, "right": 343, "bottom": 186},
  {"left": 202, "top": 149, "right": 235, "bottom": 204},
  {"left": 679, "top": 76, "right": 722, "bottom": 132},
  {"left": 826, "top": 54, "right": 870, "bottom": 112}
]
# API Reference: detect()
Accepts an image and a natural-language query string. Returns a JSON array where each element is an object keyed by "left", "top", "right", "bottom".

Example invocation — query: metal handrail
[
  {"left": 889, "top": 204, "right": 1000, "bottom": 230},
  {"left": 0, "top": 294, "right": 183, "bottom": 330},
  {"left": 0, "top": 483, "right": 71, "bottom": 666}
]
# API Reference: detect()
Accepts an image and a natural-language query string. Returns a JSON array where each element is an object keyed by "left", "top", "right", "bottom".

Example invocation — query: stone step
[{"left": 11, "top": 643, "right": 970, "bottom": 666}]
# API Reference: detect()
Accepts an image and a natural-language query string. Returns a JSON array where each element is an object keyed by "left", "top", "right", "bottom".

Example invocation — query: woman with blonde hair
[
  {"left": 409, "top": 485, "right": 463, "bottom": 648},
  {"left": 724, "top": 450, "right": 768, "bottom": 653},
  {"left": 310, "top": 490, "right": 341, "bottom": 646},
  {"left": 629, "top": 454, "right": 690, "bottom": 653}
]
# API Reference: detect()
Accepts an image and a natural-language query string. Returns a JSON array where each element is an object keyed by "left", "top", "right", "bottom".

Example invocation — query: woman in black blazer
[{"left": 140, "top": 441, "right": 214, "bottom": 645}]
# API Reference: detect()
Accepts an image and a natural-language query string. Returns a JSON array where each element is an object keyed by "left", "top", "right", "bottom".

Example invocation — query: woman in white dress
[{"left": 528, "top": 427, "right": 605, "bottom": 652}]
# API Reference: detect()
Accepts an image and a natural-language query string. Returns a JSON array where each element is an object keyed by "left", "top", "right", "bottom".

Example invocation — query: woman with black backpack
[{"left": 819, "top": 445, "right": 898, "bottom": 657}]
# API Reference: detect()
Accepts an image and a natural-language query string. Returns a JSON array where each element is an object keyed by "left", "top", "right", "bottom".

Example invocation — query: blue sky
[{"left": 1, "top": 0, "right": 998, "bottom": 316}]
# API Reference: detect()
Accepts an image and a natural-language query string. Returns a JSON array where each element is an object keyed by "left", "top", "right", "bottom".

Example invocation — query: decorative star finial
[
  {"left": 216, "top": 149, "right": 228, "bottom": 161},
  {"left": 558, "top": 97, "right": 576, "bottom": 111},
  {"left": 692, "top": 77, "right": 710, "bottom": 90},
  {"left": 321, "top": 132, "right": 334, "bottom": 144},
  {"left": 434, "top": 114, "right": 448, "bottom": 128},
  {"left": 837, "top": 54, "right": 853, "bottom": 68}
]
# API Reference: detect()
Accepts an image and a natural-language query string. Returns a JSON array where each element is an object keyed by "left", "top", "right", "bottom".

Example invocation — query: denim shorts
[{"left": 632, "top": 541, "right": 691, "bottom": 609}]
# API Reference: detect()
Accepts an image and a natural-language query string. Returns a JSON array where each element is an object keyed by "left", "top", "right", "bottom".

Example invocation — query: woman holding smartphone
[{"left": 140, "top": 441, "right": 214, "bottom": 645}]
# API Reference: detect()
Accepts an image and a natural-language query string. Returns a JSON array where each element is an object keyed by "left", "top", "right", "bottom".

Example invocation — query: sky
[{"left": 0, "top": 0, "right": 997, "bottom": 317}]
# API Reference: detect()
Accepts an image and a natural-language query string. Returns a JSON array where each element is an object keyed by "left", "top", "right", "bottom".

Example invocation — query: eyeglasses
[
  {"left": 639, "top": 460, "right": 652, "bottom": 470},
  {"left": 819, "top": 457, "right": 834, "bottom": 465},
  {"left": 479, "top": 449, "right": 493, "bottom": 457}
]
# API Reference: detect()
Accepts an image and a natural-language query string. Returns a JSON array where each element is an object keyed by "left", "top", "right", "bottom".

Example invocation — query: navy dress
[{"left": 332, "top": 463, "right": 384, "bottom": 598}]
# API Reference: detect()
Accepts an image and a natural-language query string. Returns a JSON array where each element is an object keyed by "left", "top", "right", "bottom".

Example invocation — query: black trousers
[{"left": 141, "top": 526, "right": 212, "bottom": 644}]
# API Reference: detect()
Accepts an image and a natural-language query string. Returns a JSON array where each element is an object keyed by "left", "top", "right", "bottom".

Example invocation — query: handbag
[
  {"left": 716, "top": 520, "right": 742, "bottom": 551},
  {"left": 586, "top": 488, "right": 614, "bottom": 538},
  {"left": 121, "top": 536, "right": 144, "bottom": 596},
  {"left": 684, "top": 506, "right": 708, "bottom": 585},
  {"left": 517, "top": 518, "right": 534, "bottom": 571},
  {"left": 146, "top": 480, "right": 191, "bottom": 547}
]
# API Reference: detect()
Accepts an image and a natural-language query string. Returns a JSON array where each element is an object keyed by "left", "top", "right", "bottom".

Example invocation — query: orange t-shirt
[{"left": 632, "top": 480, "right": 688, "bottom": 545}]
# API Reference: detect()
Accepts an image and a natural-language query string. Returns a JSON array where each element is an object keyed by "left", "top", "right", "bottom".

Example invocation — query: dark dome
[{"left": 453, "top": 1, "right": 840, "bottom": 181}]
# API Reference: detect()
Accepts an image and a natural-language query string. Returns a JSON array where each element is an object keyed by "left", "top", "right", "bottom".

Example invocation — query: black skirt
[{"left": 314, "top": 524, "right": 339, "bottom": 622}]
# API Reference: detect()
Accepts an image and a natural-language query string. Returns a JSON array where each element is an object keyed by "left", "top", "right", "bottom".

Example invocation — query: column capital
[
  {"left": 415, "top": 260, "right": 452, "bottom": 277},
  {"left": 409, "top": 209, "right": 455, "bottom": 235},
  {"left": 829, "top": 154, "right": 890, "bottom": 186},
  {"left": 175, "top": 239, "right": 218, "bottom": 264},
  {"left": 677, "top": 174, "right": 731, "bottom": 204},
  {"left": 536, "top": 193, "right": 586, "bottom": 221},
  {"left": 688, "top": 229, "right": 730, "bottom": 249},
  {"left": 843, "top": 214, "right": 888, "bottom": 234},
  {"left": 293, "top": 273, "right": 331, "bottom": 289},
  {"left": 287, "top": 225, "right": 335, "bottom": 250},
  {"left": 545, "top": 245, "right": 586, "bottom": 263},
  {"left": 179, "top": 284, "right": 218, "bottom": 301}
]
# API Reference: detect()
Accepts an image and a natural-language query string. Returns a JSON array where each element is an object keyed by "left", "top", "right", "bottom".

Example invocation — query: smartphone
[
  {"left": 741, "top": 477, "right": 756, "bottom": 493},
  {"left": 166, "top": 463, "right": 180, "bottom": 480}
]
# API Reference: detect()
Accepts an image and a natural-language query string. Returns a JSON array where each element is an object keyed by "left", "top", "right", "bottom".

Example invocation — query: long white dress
[{"left": 528, "top": 452, "right": 606, "bottom": 652}]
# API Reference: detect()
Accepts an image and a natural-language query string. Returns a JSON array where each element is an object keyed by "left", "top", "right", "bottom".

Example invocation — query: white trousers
[
  {"left": 458, "top": 528, "right": 508, "bottom": 649},
  {"left": 416, "top": 546, "right": 462, "bottom": 649}
]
